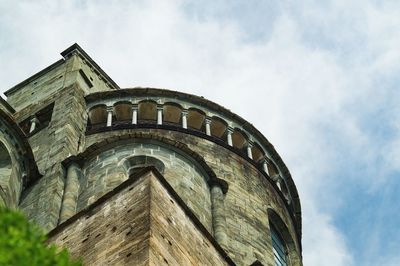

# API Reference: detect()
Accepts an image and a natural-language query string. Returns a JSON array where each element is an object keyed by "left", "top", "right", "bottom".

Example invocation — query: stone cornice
[
  {"left": 85, "top": 88, "right": 302, "bottom": 242},
  {"left": 4, "top": 60, "right": 64, "bottom": 96},
  {"left": 5, "top": 43, "right": 120, "bottom": 97},
  {"left": 61, "top": 43, "right": 119, "bottom": 90}
]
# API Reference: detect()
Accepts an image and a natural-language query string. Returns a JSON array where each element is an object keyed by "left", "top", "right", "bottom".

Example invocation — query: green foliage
[{"left": 0, "top": 207, "right": 81, "bottom": 266}]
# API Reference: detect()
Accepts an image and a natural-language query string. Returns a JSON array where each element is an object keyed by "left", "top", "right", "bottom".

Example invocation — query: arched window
[
  {"left": 124, "top": 155, "right": 165, "bottom": 177},
  {"left": 0, "top": 141, "right": 13, "bottom": 207},
  {"left": 271, "top": 224, "right": 288, "bottom": 266},
  {"left": 268, "top": 208, "right": 301, "bottom": 266}
]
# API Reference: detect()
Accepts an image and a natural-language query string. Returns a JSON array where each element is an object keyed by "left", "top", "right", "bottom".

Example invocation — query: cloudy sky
[{"left": 1, "top": 0, "right": 399, "bottom": 265}]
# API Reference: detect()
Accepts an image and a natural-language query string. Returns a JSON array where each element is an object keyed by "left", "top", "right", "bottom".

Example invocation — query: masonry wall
[
  {"left": 6, "top": 62, "right": 67, "bottom": 111},
  {"left": 0, "top": 132, "right": 24, "bottom": 208},
  {"left": 19, "top": 84, "right": 87, "bottom": 230},
  {"left": 47, "top": 170, "right": 230, "bottom": 266},
  {"left": 6, "top": 54, "right": 113, "bottom": 112},
  {"left": 4, "top": 46, "right": 301, "bottom": 265},
  {"left": 85, "top": 129, "right": 301, "bottom": 266},
  {"left": 79, "top": 142, "right": 213, "bottom": 233}
]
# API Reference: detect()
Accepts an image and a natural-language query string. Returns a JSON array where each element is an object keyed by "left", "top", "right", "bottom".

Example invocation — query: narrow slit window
[{"left": 271, "top": 225, "right": 288, "bottom": 266}]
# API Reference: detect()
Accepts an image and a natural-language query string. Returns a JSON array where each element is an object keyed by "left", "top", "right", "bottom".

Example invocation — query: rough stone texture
[
  {"left": 18, "top": 84, "right": 88, "bottom": 230},
  {"left": 6, "top": 53, "right": 113, "bottom": 112},
  {"left": 85, "top": 129, "right": 301, "bottom": 266},
  {"left": 78, "top": 142, "right": 213, "bottom": 233},
  {"left": 47, "top": 170, "right": 231, "bottom": 266},
  {"left": 0, "top": 134, "right": 23, "bottom": 208},
  {"left": 2, "top": 44, "right": 302, "bottom": 266}
]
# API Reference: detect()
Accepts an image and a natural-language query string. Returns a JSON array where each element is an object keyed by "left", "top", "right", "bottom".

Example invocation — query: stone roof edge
[
  {"left": 5, "top": 43, "right": 120, "bottom": 96},
  {"left": 48, "top": 167, "right": 236, "bottom": 266},
  {"left": 4, "top": 59, "right": 64, "bottom": 96},
  {"left": 85, "top": 87, "right": 302, "bottom": 241},
  {"left": 61, "top": 43, "right": 119, "bottom": 90},
  {"left": 0, "top": 96, "right": 15, "bottom": 113}
]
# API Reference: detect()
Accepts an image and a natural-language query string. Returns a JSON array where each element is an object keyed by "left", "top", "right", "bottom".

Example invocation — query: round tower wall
[
  {"left": 84, "top": 129, "right": 301, "bottom": 265},
  {"left": 78, "top": 142, "right": 213, "bottom": 232}
]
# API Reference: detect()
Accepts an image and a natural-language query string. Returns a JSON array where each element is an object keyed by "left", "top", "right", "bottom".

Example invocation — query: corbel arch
[
  {"left": 187, "top": 108, "right": 206, "bottom": 131},
  {"left": 232, "top": 128, "right": 248, "bottom": 154},
  {"left": 163, "top": 102, "right": 183, "bottom": 125},
  {"left": 88, "top": 104, "right": 107, "bottom": 125},
  {"left": 113, "top": 101, "right": 132, "bottom": 122},
  {"left": 138, "top": 100, "right": 157, "bottom": 122},
  {"left": 210, "top": 116, "right": 228, "bottom": 138}
]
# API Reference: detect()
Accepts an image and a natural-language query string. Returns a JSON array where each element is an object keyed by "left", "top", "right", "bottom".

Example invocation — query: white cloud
[{"left": 1, "top": 1, "right": 399, "bottom": 265}]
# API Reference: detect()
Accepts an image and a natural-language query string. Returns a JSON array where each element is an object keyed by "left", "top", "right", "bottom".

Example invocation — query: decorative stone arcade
[
  {"left": 2, "top": 43, "right": 302, "bottom": 266},
  {"left": 85, "top": 89, "right": 295, "bottom": 208}
]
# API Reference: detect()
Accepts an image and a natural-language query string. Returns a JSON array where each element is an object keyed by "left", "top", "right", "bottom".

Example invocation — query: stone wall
[
  {"left": 6, "top": 62, "right": 67, "bottom": 111},
  {"left": 47, "top": 170, "right": 231, "bottom": 266},
  {"left": 78, "top": 142, "right": 213, "bottom": 233},
  {"left": 0, "top": 134, "right": 23, "bottom": 208},
  {"left": 5, "top": 54, "right": 113, "bottom": 112},
  {"left": 19, "top": 84, "right": 88, "bottom": 230},
  {"left": 6, "top": 44, "right": 301, "bottom": 265},
  {"left": 85, "top": 129, "right": 301, "bottom": 266}
]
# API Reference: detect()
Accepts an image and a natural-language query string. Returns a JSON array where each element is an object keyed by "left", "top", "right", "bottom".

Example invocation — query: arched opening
[
  {"left": 80, "top": 137, "right": 215, "bottom": 233},
  {"left": 124, "top": 155, "right": 165, "bottom": 177},
  {"left": 232, "top": 128, "right": 248, "bottom": 153},
  {"left": 0, "top": 142, "right": 13, "bottom": 207},
  {"left": 210, "top": 116, "right": 228, "bottom": 138},
  {"left": 268, "top": 161, "right": 279, "bottom": 178},
  {"left": 279, "top": 179, "right": 290, "bottom": 203},
  {"left": 268, "top": 208, "right": 301, "bottom": 266},
  {"left": 138, "top": 101, "right": 157, "bottom": 123},
  {"left": 114, "top": 101, "right": 132, "bottom": 124},
  {"left": 252, "top": 142, "right": 265, "bottom": 162},
  {"left": 88, "top": 105, "right": 107, "bottom": 128},
  {"left": 163, "top": 103, "right": 182, "bottom": 125},
  {"left": 187, "top": 108, "right": 205, "bottom": 131}
]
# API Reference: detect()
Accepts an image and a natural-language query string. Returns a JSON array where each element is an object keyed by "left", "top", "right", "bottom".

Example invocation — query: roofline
[
  {"left": 0, "top": 95, "right": 15, "bottom": 113},
  {"left": 61, "top": 43, "right": 119, "bottom": 90},
  {"left": 4, "top": 43, "right": 119, "bottom": 96},
  {"left": 85, "top": 87, "right": 302, "bottom": 244},
  {"left": 4, "top": 60, "right": 64, "bottom": 96}
]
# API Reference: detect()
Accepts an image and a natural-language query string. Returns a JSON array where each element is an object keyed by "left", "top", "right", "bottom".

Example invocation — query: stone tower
[{"left": 0, "top": 44, "right": 302, "bottom": 265}]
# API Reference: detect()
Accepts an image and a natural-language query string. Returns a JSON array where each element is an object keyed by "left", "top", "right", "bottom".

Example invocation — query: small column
[
  {"left": 226, "top": 127, "right": 233, "bottom": 146},
  {"left": 106, "top": 106, "right": 113, "bottom": 127},
  {"left": 132, "top": 104, "right": 138, "bottom": 124},
  {"left": 277, "top": 177, "right": 282, "bottom": 190},
  {"left": 182, "top": 109, "right": 188, "bottom": 129},
  {"left": 205, "top": 117, "right": 212, "bottom": 136},
  {"left": 29, "top": 117, "right": 39, "bottom": 133},
  {"left": 262, "top": 158, "right": 270, "bottom": 175},
  {"left": 272, "top": 174, "right": 281, "bottom": 190},
  {"left": 247, "top": 140, "right": 254, "bottom": 159},
  {"left": 157, "top": 105, "right": 163, "bottom": 125},
  {"left": 211, "top": 183, "right": 227, "bottom": 246},
  {"left": 59, "top": 163, "right": 81, "bottom": 224}
]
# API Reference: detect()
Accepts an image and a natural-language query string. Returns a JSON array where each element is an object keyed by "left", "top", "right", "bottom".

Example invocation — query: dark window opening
[
  {"left": 19, "top": 103, "right": 54, "bottom": 136},
  {"left": 271, "top": 225, "right": 288, "bottom": 266},
  {"left": 125, "top": 156, "right": 165, "bottom": 178}
]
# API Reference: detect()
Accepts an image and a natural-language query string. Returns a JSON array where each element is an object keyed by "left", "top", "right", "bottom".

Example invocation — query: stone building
[{"left": 0, "top": 44, "right": 302, "bottom": 266}]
